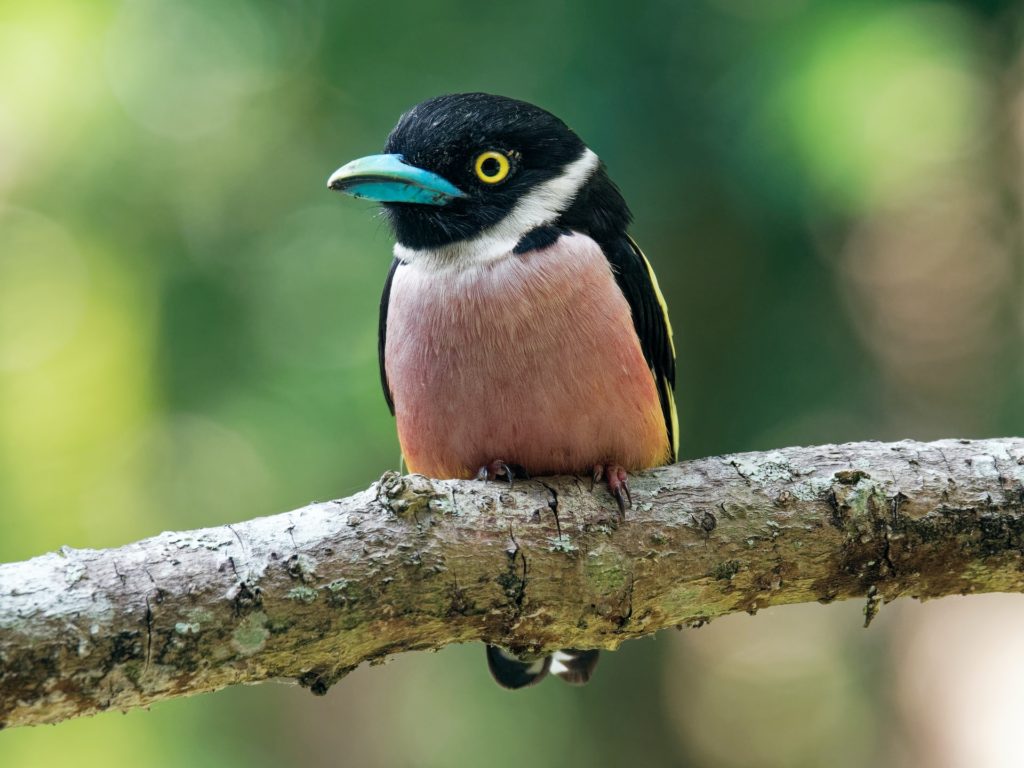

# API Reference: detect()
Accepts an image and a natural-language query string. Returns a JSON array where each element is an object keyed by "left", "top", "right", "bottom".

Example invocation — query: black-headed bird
[{"left": 327, "top": 93, "right": 676, "bottom": 689}]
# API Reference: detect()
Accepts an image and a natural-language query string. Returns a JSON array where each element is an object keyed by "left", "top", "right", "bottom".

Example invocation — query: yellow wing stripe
[
  {"left": 628, "top": 235, "right": 679, "bottom": 461},
  {"left": 664, "top": 377, "right": 679, "bottom": 461},
  {"left": 629, "top": 235, "right": 675, "bottom": 357}
]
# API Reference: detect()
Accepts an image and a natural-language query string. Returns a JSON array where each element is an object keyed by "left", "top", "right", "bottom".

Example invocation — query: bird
[{"left": 327, "top": 93, "right": 676, "bottom": 689}]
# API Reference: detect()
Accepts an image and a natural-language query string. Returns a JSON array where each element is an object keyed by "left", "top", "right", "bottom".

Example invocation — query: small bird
[{"left": 328, "top": 93, "right": 676, "bottom": 689}]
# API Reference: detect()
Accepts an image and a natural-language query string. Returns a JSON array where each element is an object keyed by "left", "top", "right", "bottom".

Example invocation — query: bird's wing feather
[
  {"left": 605, "top": 235, "right": 678, "bottom": 460},
  {"left": 378, "top": 257, "right": 400, "bottom": 415}
]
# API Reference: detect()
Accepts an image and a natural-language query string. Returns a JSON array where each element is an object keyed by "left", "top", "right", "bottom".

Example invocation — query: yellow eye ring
[{"left": 474, "top": 151, "right": 511, "bottom": 184}]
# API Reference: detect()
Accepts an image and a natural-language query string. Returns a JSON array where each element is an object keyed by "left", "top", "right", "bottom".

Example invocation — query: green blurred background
[{"left": 2, "top": 0, "right": 1023, "bottom": 765}]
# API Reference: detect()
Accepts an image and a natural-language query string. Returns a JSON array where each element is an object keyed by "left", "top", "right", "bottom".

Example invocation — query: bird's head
[{"left": 327, "top": 93, "right": 630, "bottom": 261}]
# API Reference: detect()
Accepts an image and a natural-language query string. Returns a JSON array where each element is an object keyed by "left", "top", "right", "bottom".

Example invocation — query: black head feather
[{"left": 380, "top": 92, "right": 629, "bottom": 250}]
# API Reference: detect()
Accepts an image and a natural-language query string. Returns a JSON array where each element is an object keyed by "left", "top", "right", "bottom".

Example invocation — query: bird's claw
[
  {"left": 592, "top": 464, "right": 632, "bottom": 516},
  {"left": 476, "top": 460, "right": 528, "bottom": 487}
]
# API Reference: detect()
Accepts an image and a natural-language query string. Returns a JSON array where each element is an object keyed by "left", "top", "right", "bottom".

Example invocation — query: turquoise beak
[{"left": 326, "top": 153, "right": 465, "bottom": 205}]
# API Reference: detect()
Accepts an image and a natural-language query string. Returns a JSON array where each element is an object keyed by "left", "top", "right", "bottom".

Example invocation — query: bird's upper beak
[{"left": 326, "top": 153, "right": 465, "bottom": 206}]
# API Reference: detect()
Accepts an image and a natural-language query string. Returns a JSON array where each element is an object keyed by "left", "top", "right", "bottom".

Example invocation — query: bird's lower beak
[{"left": 326, "top": 154, "right": 465, "bottom": 206}]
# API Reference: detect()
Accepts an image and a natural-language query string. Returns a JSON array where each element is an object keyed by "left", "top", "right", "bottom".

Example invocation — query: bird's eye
[{"left": 474, "top": 151, "right": 511, "bottom": 184}]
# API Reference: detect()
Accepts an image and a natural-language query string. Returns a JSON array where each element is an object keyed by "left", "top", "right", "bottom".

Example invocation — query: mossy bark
[{"left": 2, "top": 438, "right": 1024, "bottom": 728}]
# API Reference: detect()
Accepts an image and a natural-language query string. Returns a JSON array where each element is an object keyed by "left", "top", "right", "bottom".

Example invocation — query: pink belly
[{"left": 385, "top": 233, "right": 670, "bottom": 479}]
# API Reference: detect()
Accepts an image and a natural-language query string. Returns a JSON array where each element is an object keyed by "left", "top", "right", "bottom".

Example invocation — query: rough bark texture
[{"left": 3, "top": 438, "right": 1024, "bottom": 729}]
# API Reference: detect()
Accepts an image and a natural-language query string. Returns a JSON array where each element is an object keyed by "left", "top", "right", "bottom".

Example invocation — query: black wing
[
  {"left": 604, "top": 235, "right": 678, "bottom": 461},
  {"left": 378, "top": 257, "right": 401, "bottom": 415}
]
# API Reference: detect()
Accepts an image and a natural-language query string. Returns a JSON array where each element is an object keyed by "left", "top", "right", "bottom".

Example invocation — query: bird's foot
[
  {"left": 592, "top": 464, "right": 632, "bottom": 515},
  {"left": 475, "top": 460, "right": 529, "bottom": 487}
]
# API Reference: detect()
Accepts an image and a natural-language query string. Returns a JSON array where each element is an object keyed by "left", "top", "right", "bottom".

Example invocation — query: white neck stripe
[{"left": 394, "top": 147, "right": 599, "bottom": 270}]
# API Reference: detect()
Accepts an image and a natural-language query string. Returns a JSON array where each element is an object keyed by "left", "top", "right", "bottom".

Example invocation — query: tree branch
[{"left": 3, "top": 438, "right": 1024, "bottom": 728}]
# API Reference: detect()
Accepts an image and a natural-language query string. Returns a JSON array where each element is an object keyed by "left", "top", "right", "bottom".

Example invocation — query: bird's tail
[
  {"left": 486, "top": 645, "right": 600, "bottom": 689},
  {"left": 550, "top": 649, "right": 601, "bottom": 685}
]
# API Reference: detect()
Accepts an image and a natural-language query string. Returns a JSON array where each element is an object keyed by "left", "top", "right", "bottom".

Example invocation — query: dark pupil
[{"left": 481, "top": 157, "right": 501, "bottom": 177}]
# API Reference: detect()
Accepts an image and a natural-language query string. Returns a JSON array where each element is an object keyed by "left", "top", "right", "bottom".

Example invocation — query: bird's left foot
[
  {"left": 476, "top": 460, "right": 529, "bottom": 487},
  {"left": 592, "top": 464, "right": 632, "bottom": 515}
]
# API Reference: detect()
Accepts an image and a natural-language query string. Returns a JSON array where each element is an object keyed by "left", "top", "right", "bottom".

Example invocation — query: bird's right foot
[{"left": 475, "top": 460, "right": 529, "bottom": 487}]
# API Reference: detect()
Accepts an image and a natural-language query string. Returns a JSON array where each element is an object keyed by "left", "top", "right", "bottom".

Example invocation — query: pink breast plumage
[{"left": 384, "top": 233, "right": 670, "bottom": 479}]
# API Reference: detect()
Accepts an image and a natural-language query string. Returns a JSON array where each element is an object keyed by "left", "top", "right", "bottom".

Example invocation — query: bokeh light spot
[
  {"left": 781, "top": 5, "right": 990, "bottom": 209},
  {"left": 0, "top": 207, "right": 87, "bottom": 371},
  {"left": 104, "top": 0, "right": 272, "bottom": 139}
]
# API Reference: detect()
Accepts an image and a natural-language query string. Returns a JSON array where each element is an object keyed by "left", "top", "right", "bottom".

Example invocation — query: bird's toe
[
  {"left": 593, "top": 463, "right": 632, "bottom": 516},
  {"left": 475, "top": 460, "right": 529, "bottom": 487}
]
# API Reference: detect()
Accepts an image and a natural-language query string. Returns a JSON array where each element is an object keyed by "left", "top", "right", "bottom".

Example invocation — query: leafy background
[{"left": 2, "top": 0, "right": 1023, "bottom": 765}]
